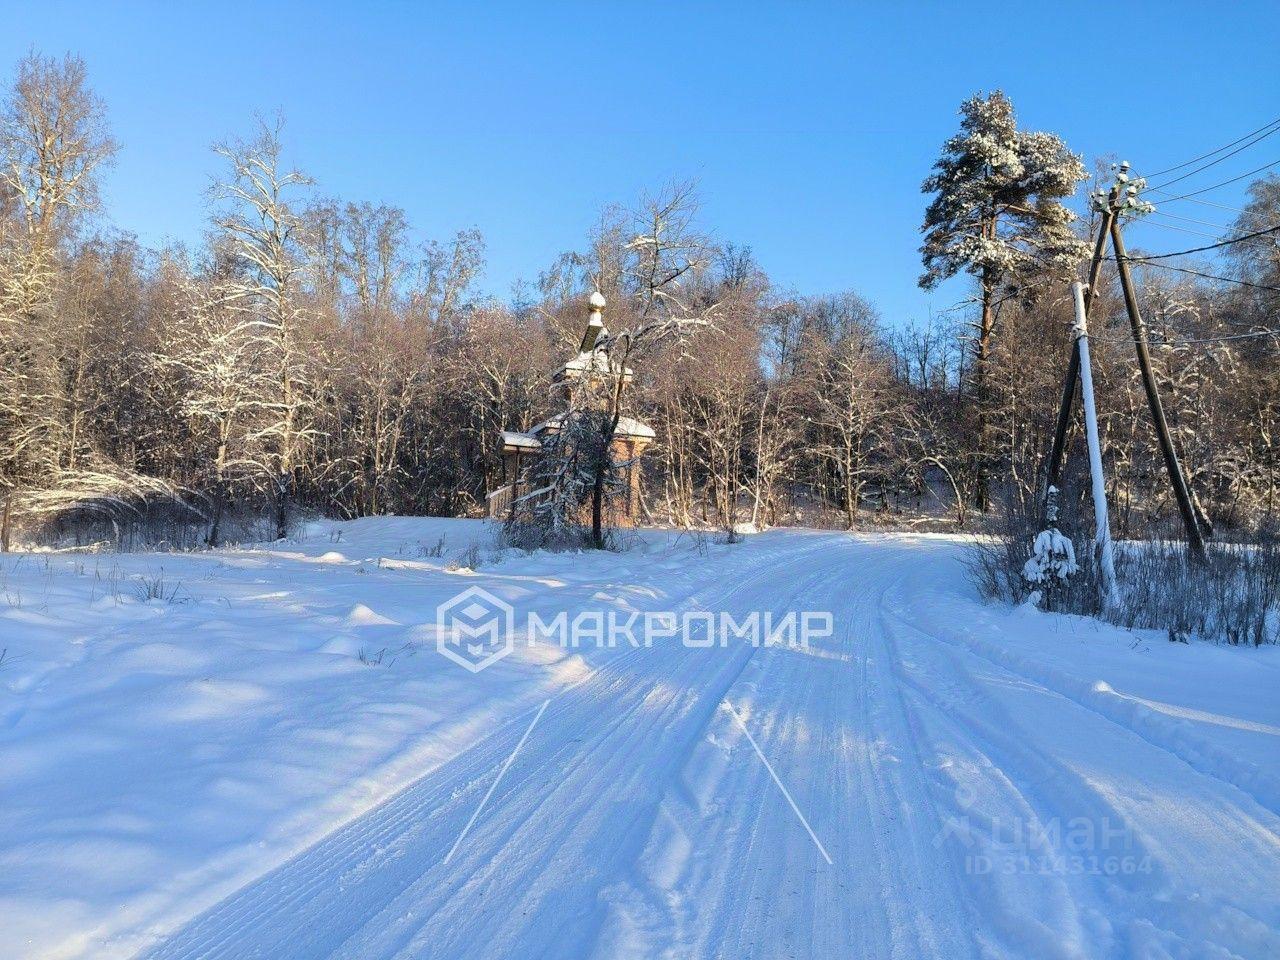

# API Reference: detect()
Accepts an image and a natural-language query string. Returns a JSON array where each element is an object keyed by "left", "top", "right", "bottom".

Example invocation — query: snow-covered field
[{"left": 1, "top": 518, "right": 1277, "bottom": 960}]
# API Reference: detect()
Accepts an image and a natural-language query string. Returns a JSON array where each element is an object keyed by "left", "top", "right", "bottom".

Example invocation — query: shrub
[{"left": 969, "top": 508, "right": 1280, "bottom": 645}]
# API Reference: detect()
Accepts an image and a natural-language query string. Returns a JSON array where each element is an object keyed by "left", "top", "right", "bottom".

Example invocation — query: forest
[{"left": 2, "top": 51, "right": 1278, "bottom": 555}]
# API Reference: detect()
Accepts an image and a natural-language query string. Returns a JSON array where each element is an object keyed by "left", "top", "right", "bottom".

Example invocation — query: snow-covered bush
[
  {"left": 971, "top": 503, "right": 1280, "bottom": 645},
  {"left": 1022, "top": 527, "right": 1078, "bottom": 587}
]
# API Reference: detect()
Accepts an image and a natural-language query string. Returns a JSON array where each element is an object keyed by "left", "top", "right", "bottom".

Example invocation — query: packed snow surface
[{"left": 1, "top": 518, "right": 1277, "bottom": 959}]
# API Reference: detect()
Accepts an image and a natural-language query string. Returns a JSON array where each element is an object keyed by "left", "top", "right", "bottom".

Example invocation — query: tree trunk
[
  {"left": 1, "top": 493, "right": 12, "bottom": 553},
  {"left": 591, "top": 465, "right": 605, "bottom": 549},
  {"left": 209, "top": 437, "right": 229, "bottom": 548},
  {"left": 974, "top": 266, "right": 995, "bottom": 513},
  {"left": 844, "top": 452, "right": 858, "bottom": 530},
  {"left": 275, "top": 472, "right": 291, "bottom": 540},
  {"left": 592, "top": 362, "right": 630, "bottom": 550},
  {"left": 208, "top": 478, "right": 226, "bottom": 548}
]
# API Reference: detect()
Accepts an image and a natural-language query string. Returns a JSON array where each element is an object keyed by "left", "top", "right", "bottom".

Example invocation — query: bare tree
[
  {"left": 583, "top": 183, "right": 718, "bottom": 546},
  {"left": 211, "top": 118, "right": 314, "bottom": 539},
  {"left": 0, "top": 52, "right": 118, "bottom": 546},
  {"left": 803, "top": 311, "right": 903, "bottom": 528},
  {"left": 151, "top": 255, "right": 273, "bottom": 545},
  {"left": 0, "top": 52, "right": 116, "bottom": 317}
]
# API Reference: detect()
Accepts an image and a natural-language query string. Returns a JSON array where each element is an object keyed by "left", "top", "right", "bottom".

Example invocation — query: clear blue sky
[{"left": 6, "top": 1, "right": 1279, "bottom": 325}]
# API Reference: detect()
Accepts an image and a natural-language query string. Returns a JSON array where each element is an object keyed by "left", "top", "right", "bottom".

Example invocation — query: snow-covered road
[{"left": 2, "top": 520, "right": 1277, "bottom": 959}]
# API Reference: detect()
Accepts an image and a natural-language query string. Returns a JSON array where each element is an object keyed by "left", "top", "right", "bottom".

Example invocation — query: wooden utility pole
[
  {"left": 1070, "top": 281, "right": 1119, "bottom": 605},
  {"left": 1040, "top": 165, "right": 1207, "bottom": 559},
  {"left": 1109, "top": 218, "right": 1207, "bottom": 559},
  {"left": 1042, "top": 187, "right": 1118, "bottom": 519}
]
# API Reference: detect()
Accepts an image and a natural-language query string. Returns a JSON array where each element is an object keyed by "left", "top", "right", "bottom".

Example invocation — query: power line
[
  {"left": 1140, "top": 219, "right": 1227, "bottom": 241},
  {"left": 1152, "top": 158, "right": 1280, "bottom": 203},
  {"left": 1114, "top": 259, "right": 1280, "bottom": 295},
  {"left": 1120, "top": 222, "right": 1280, "bottom": 261},
  {"left": 1145, "top": 121, "right": 1280, "bottom": 191},
  {"left": 1166, "top": 330, "right": 1280, "bottom": 344},
  {"left": 1148, "top": 210, "right": 1232, "bottom": 232},
  {"left": 1141, "top": 117, "right": 1280, "bottom": 179},
  {"left": 1095, "top": 328, "right": 1280, "bottom": 346},
  {"left": 1166, "top": 196, "right": 1251, "bottom": 216}
]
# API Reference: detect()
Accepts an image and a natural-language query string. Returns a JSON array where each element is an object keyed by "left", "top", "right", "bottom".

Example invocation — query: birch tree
[
  {"left": 152, "top": 258, "right": 271, "bottom": 545},
  {"left": 0, "top": 53, "right": 116, "bottom": 318},
  {"left": 211, "top": 119, "right": 314, "bottom": 539},
  {"left": 338, "top": 201, "right": 412, "bottom": 515},
  {"left": 804, "top": 316, "right": 902, "bottom": 528},
  {"left": 0, "top": 52, "right": 117, "bottom": 543}
]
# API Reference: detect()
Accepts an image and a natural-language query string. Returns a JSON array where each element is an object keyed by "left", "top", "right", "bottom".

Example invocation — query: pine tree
[
  {"left": 919, "top": 91, "right": 1087, "bottom": 509},
  {"left": 506, "top": 404, "right": 613, "bottom": 551}
]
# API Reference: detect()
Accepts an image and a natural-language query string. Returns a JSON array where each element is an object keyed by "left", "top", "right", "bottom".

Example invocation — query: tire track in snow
[
  {"left": 132, "top": 534, "right": 825, "bottom": 958},
  {"left": 125, "top": 531, "right": 1280, "bottom": 960},
  {"left": 881, "top": 610, "right": 1128, "bottom": 959},
  {"left": 337, "top": 550, "right": 844, "bottom": 960},
  {"left": 586, "top": 558, "right": 853, "bottom": 959},
  {"left": 599, "top": 542, "right": 980, "bottom": 960},
  {"left": 880, "top": 556, "right": 1280, "bottom": 820}
]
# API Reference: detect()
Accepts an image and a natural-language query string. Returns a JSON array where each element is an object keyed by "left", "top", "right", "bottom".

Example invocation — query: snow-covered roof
[
  {"left": 530, "top": 414, "right": 655, "bottom": 441},
  {"left": 553, "top": 350, "right": 633, "bottom": 382},
  {"left": 501, "top": 431, "right": 541, "bottom": 451},
  {"left": 615, "top": 416, "right": 656, "bottom": 440},
  {"left": 530, "top": 415, "right": 563, "bottom": 436}
]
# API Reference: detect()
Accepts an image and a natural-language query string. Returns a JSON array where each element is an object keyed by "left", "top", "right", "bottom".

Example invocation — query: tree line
[{"left": 1, "top": 53, "right": 1277, "bottom": 548}]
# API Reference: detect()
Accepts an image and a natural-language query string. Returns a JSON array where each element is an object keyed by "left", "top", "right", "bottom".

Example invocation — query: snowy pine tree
[
  {"left": 1022, "top": 484, "right": 1079, "bottom": 607},
  {"left": 1022, "top": 527, "right": 1079, "bottom": 603},
  {"left": 919, "top": 91, "right": 1088, "bottom": 510},
  {"left": 506, "top": 404, "right": 613, "bottom": 551}
]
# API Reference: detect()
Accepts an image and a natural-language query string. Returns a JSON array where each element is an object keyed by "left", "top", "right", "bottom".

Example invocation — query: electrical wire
[
  {"left": 1139, "top": 220, "right": 1229, "bottom": 241},
  {"left": 1087, "top": 122, "right": 1280, "bottom": 351},
  {"left": 1151, "top": 158, "right": 1280, "bottom": 203},
  {"left": 1094, "top": 328, "right": 1280, "bottom": 346},
  {"left": 1145, "top": 121, "right": 1280, "bottom": 191},
  {"left": 1119, "top": 223, "right": 1280, "bottom": 261},
  {"left": 1163, "top": 196, "right": 1251, "bottom": 216},
  {"left": 1140, "top": 117, "right": 1280, "bottom": 179},
  {"left": 1148, "top": 210, "right": 1233, "bottom": 232},
  {"left": 1112, "top": 259, "right": 1280, "bottom": 295}
]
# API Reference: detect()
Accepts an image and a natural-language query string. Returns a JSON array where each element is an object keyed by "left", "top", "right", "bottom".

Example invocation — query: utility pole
[
  {"left": 1042, "top": 182, "right": 1119, "bottom": 520},
  {"left": 1070, "top": 281, "right": 1119, "bottom": 605},
  {"left": 1110, "top": 214, "right": 1207, "bottom": 559},
  {"left": 1040, "top": 163, "right": 1207, "bottom": 560}
]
